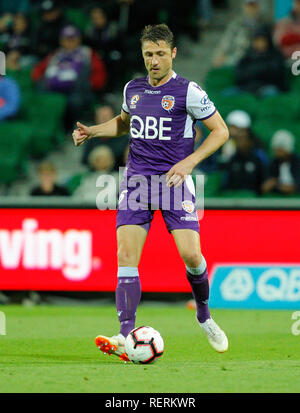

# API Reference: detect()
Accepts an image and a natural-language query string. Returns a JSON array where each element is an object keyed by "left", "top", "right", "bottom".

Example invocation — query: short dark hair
[{"left": 140, "top": 24, "right": 175, "bottom": 49}]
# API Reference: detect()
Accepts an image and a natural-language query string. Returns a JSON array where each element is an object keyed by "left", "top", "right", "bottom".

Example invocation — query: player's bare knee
[
  {"left": 117, "top": 246, "right": 138, "bottom": 267},
  {"left": 181, "top": 251, "right": 202, "bottom": 268}
]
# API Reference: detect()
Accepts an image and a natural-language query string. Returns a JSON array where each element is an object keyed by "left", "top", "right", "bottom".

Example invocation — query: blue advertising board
[{"left": 210, "top": 265, "right": 300, "bottom": 309}]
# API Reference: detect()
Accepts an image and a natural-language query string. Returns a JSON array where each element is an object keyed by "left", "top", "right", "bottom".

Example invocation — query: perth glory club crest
[
  {"left": 161, "top": 95, "right": 175, "bottom": 112},
  {"left": 182, "top": 200, "right": 195, "bottom": 214}
]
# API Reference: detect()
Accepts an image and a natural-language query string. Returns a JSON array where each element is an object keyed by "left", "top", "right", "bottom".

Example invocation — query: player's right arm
[{"left": 72, "top": 109, "right": 130, "bottom": 147}]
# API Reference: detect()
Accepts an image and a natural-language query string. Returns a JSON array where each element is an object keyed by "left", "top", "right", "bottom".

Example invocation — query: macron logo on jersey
[
  {"left": 144, "top": 89, "right": 161, "bottom": 94},
  {"left": 130, "top": 115, "right": 172, "bottom": 140}
]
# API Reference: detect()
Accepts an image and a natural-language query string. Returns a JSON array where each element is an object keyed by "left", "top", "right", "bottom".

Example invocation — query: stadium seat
[
  {"left": 256, "top": 93, "right": 300, "bottom": 121},
  {"left": 203, "top": 171, "right": 222, "bottom": 197},
  {"left": 6, "top": 68, "right": 34, "bottom": 92},
  {"left": 252, "top": 119, "right": 300, "bottom": 155},
  {"left": 0, "top": 121, "right": 33, "bottom": 183},
  {"left": 212, "top": 93, "right": 258, "bottom": 120},
  {"left": 289, "top": 69, "right": 300, "bottom": 92},
  {"left": 66, "top": 172, "right": 86, "bottom": 194},
  {"left": 65, "top": 8, "right": 89, "bottom": 32},
  {"left": 217, "top": 190, "right": 258, "bottom": 198},
  {"left": 261, "top": 192, "right": 300, "bottom": 199},
  {"left": 19, "top": 92, "right": 67, "bottom": 157},
  {"left": 204, "top": 67, "right": 235, "bottom": 97},
  {"left": 252, "top": 120, "right": 277, "bottom": 150}
]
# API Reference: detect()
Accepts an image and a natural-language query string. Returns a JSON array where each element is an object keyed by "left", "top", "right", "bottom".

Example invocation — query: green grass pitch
[{"left": 0, "top": 304, "right": 299, "bottom": 393}]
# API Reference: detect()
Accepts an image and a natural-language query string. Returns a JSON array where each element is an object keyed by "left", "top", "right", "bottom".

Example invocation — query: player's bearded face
[{"left": 142, "top": 40, "right": 176, "bottom": 84}]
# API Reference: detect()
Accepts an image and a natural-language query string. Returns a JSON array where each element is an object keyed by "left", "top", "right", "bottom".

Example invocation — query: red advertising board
[{"left": 0, "top": 208, "right": 299, "bottom": 292}]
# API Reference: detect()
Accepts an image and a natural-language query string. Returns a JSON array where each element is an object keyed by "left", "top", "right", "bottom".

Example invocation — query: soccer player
[{"left": 72, "top": 24, "right": 229, "bottom": 360}]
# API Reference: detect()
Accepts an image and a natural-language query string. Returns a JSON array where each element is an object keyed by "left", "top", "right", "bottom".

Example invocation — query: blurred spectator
[
  {"left": 33, "top": 0, "right": 70, "bottom": 58},
  {"left": 117, "top": 0, "right": 157, "bottom": 36},
  {"left": 0, "top": 0, "right": 31, "bottom": 15},
  {"left": 167, "top": 0, "right": 201, "bottom": 42},
  {"left": 0, "top": 16, "right": 11, "bottom": 49},
  {"left": 197, "top": 0, "right": 214, "bottom": 30},
  {"left": 220, "top": 120, "right": 267, "bottom": 194},
  {"left": 0, "top": 13, "right": 37, "bottom": 69},
  {"left": 115, "top": 0, "right": 207, "bottom": 63},
  {"left": 220, "top": 110, "right": 268, "bottom": 165},
  {"left": 82, "top": 104, "right": 129, "bottom": 170},
  {"left": 30, "top": 161, "right": 70, "bottom": 196},
  {"left": 115, "top": 0, "right": 151, "bottom": 72},
  {"left": 32, "top": 25, "right": 107, "bottom": 131},
  {"left": 73, "top": 145, "right": 118, "bottom": 202},
  {"left": 0, "top": 2, "right": 31, "bottom": 44},
  {"left": 235, "top": 26, "right": 287, "bottom": 96},
  {"left": 262, "top": 130, "right": 300, "bottom": 195},
  {"left": 212, "top": 0, "right": 268, "bottom": 68},
  {"left": 84, "top": 5, "right": 119, "bottom": 58},
  {"left": 84, "top": 5, "right": 124, "bottom": 90},
  {"left": 0, "top": 13, "right": 13, "bottom": 36},
  {"left": 2, "top": 13, "right": 32, "bottom": 55},
  {"left": 0, "top": 75, "right": 21, "bottom": 121},
  {"left": 5, "top": 49, "right": 22, "bottom": 70},
  {"left": 273, "top": 0, "right": 300, "bottom": 59}
]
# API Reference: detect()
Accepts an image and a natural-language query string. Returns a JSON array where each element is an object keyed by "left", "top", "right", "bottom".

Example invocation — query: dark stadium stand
[
  {"left": 19, "top": 91, "right": 67, "bottom": 157},
  {"left": 0, "top": 121, "right": 32, "bottom": 183},
  {"left": 204, "top": 66, "right": 300, "bottom": 158},
  {"left": 0, "top": 1, "right": 299, "bottom": 199}
]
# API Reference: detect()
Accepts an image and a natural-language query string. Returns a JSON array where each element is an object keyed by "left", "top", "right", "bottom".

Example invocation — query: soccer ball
[{"left": 125, "top": 326, "right": 164, "bottom": 364}]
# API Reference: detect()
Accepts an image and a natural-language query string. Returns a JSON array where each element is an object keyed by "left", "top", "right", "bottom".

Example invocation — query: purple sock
[
  {"left": 115, "top": 276, "right": 141, "bottom": 338},
  {"left": 186, "top": 269, "right": 211, "bottom": 323}
]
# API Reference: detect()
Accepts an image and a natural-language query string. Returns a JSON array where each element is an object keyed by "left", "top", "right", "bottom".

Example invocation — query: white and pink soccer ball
[{"left": 125, "top": 326, "right": 164, "bottom": 364}]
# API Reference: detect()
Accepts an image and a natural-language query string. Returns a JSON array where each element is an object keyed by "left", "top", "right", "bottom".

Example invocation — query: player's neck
[{"left": 148, "top": 70, "right": 174, "bottom": 87}]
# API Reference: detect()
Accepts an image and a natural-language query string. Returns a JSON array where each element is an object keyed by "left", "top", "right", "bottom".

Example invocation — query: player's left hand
[{"left": 166, "top": 159, "right": 194, "bottom": 188}]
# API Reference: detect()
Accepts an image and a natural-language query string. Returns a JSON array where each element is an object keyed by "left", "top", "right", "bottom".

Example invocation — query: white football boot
[
  {"left": 198, "top": 318, "right": 229, "bottom": 353},
  {"left": 95, "top": 333, "right": 130, "bottom": 362}
]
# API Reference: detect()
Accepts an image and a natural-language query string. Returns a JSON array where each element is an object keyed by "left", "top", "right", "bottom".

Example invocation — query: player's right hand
[{"left": 72, "top": 121, "right": 93, "bottom": 146}]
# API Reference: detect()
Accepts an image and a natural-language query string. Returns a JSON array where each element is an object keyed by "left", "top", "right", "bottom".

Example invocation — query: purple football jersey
[{"left": 122, "top": 71, "right": 216, "bottom": 176}]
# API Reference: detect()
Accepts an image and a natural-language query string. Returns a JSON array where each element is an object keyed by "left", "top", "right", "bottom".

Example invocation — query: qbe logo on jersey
[{"left": 209, "top": 264, "right": 300, "bottom": 309}]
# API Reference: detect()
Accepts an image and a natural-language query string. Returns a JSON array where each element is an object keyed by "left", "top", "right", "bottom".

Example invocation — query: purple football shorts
[{"left": 116, "top": 174, "right": 199, "bottom": 233}]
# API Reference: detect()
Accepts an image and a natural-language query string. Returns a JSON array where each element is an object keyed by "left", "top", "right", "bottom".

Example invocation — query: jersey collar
[{"left": 147, "top": 71, "right": 177, "bottom": 88}]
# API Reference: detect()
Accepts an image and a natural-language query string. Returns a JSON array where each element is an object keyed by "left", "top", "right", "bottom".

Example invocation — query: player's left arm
[{"left": 166, "top": 111, "right": 229, "bottom": 187}]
